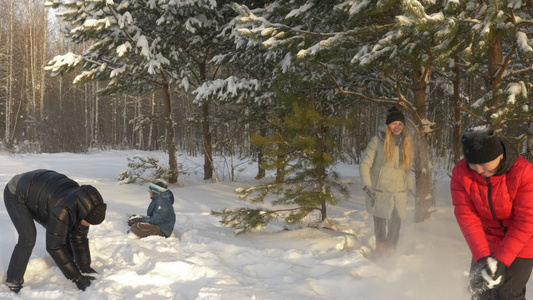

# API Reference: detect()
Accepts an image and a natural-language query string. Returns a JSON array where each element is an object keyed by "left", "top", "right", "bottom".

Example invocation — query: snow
[
  {"left": 137, "top": 36, "right": 151, "bottom": 59},
  {"left": 0, "top": 150, "right": 529, "bottom": 299},
  {"left": 118, "top": 12, "right": 133, "bottom": 28},
  {"left": 286, "top": 3, "right": 314, "bottom": 19},
  {"left": 505, "top": 81, "right": 527, "bottom": 105},
  {"left": 193, "top": 76, "right": 259, "bottom": 103},
  {"left": 481, "top": 257, "right": 503, "bottom": 289},
  {"left": 281, "top": 53, "right": 292, "bottom": 73},
  {"left": 45, "top": 52, "right": 83, "bottom": 73},
  {"left": 516, "top": 31, "right": 533, "bottom": 53},
  {"left": 116, "top": 42, "right": 132, "bottom": 57}
]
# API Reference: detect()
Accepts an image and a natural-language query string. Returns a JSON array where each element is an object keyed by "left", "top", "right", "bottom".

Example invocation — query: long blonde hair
[{"left": 384, "top": 126, "right": 413, "bottom": 169}]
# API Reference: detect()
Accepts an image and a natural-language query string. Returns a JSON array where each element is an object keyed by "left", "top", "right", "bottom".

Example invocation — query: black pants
[
  {"left": 130, "top": 222, "right": 165, "bottom": 238},
  {"left": 470, "top": 257, "right": 533, "bottom": 300},
  {"left": 4, "top": 187, "right": 36, "bottom": 285},
  {"left": 373, "top": 207, "right": 401, "bottom": 248}
]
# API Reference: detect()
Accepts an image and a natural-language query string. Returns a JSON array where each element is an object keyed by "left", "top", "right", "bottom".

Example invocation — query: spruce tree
[
  {"left": 450, "top": 1, "right": 533, "bottom": 130},
  {"left": 212, "top": 64, "right": 350, "bottom": 235},
  {"left": 44, "top": 0, "right": 228, "bottom": 182},
  {"left": 230, "top": 0, "right": 442, "bottom": 221}
]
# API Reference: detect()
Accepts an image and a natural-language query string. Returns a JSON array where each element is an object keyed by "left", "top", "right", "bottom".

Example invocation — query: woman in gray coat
[{"left": 360, "top": 107, "right": 414, "bottom": 258}]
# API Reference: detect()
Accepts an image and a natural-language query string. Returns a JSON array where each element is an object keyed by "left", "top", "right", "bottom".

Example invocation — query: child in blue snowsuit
[{"left": 127, "top": 179, "right": 176, "bottom": 238}]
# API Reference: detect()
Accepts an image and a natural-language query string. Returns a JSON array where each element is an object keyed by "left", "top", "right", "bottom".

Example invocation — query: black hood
[{"left": 494, "top": 139, "right": 519, "bottom": 177}]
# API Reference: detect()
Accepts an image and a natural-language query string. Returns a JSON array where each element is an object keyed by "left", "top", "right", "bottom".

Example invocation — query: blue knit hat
[{"left": 149, "top": 179, "right": 168, "bottom": 194}]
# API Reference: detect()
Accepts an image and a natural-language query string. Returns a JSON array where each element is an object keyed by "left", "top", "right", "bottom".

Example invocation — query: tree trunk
[
  {"left": 452, "top": 56, "right": 462, "bottom": 164},
  {"left": 148, "top": 93, "right": 155, "bottom": 150},
  {"left": 255, "top": 110, "right": 267, "bottom": 179},
  {"left": 319, "top": 112, "right": 328, "bottom": 222},
  {"left": 527, "top": 122, "right": 533, "bottom": 162},
  {"left": 136, "top": 97, "right": 143, "bottom": 149},
  {"left": 85, "top": 84, "right": 90, "bottom": 148},
  {"left": 202, "top": 103, "right": 213, "bottom": 180},
  {"left": 39, "top": 4, "right": 47, "bottom": 118},
  {"left": 412, "top": 63, "right": 433, "bottom": 223},
  {"left": 161, "top": 79, "right": 178, "bottom": 183},
  {"left": 123, "top": 95, "right": 128, "bottom": 145},
  {"left": 487, "top": 33, "right": 503, "bottom": 88},
  {"left": 414, "top": 133, "right": 432, "bottom": 222},
  {"left": 486, "top": 32, "right": 504, "bottom": 120},
  {"left": 198, "top": 59, "right": 214, "bottom": 181},
  {"left": 112, "top": 96, "right": 117, "bottom": 147},
  {"left": 95, "top": 82, "right": 100, "bottom": 148},
  {"left": 5, "top": 0, "right": 14, "bottom": 142},
  {"left": 28, "top": 0, "right": 37, "bottom": 118}
]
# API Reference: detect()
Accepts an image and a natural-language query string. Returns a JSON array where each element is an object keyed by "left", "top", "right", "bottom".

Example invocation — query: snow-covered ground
[{"left": 0, "top": 150, "right": 519, "bottom": 299}]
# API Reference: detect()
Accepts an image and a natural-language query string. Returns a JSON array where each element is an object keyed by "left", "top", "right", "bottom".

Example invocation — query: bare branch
[{"left": 458, "top": 106, "right": 485, "bottom": 121}]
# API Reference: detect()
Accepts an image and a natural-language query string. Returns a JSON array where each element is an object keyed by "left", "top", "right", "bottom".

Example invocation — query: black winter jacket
[{"left": 14, "top": 169, "right": 104, "bottom": 280}]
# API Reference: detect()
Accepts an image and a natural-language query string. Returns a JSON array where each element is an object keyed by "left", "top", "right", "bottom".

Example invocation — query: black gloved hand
[
  {"left": 79, "top": 263, "right": 98, "bottom": 275},
  {"left": 73, "top": 275, "right": 96, "bottom": 291},
  {"left": 127, "top": 215, "right": 143, "bottom": 226},
  {"left": 363, "top": 186, "right": 375, "bottom": 198},
  {"left": 470, "top": 256, "right": 506, "bottom": 295},
  {"left": 363, "top": 186, "right": 376, "bottom": 206},
  {"left": 480, "top": 256, "right": 506, "bottom": 289}
]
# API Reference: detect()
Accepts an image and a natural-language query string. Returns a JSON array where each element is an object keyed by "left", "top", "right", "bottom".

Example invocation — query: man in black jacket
[{"left": 3, "top": 169, "right": 107, "bottom": 293}]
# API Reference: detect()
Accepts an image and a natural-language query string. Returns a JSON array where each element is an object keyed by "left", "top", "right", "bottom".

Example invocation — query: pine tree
[
  {"left": 230, "top": 0, "right": 443, "bottom": 221},
  {"left": 212, "top": 64, "right": 350, "bottom": 235},
  {"left": 210, "top": 1, "right": 370, "bottom": 233},
  {"left": 195, "top": 2, "right": 297, "bottom": 180},
  {"left": 450, "top": 1, "right": 533, "bottom": 131},
  {"left": 44, "top": 0, "right": 226, "bottom": 182},
  {"left": 401, "top": 1, "right": 533, "bottom": 158}
]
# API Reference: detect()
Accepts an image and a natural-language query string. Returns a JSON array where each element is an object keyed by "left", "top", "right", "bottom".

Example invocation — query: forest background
[{"left": 0, "top": 1, "right": 532, "bottom": 227}]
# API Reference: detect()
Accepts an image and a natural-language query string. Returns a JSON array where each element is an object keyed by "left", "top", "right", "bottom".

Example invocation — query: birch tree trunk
[
  {"left": 452, "top": 56, "right": 462, "bottom": 164},
  {"left": 148, "top": 92, "right": 155, "bottom": 150},
  {"left": 39, "top": 3, "right": 47, "bottom": 118},
  {"left": 28, "top": 0, "right": 37, "bottom": 119},
  {"left": 112, "top": 96, "right": 117, "bottom": 147},
  {"left": 136, "top": 96, "right": 143, "bottom": 149},
  {"left": 85, "top": 83, "right": 90, "bottom": 148},
  {"left": 95, "top": 82, "right": 100, "bottom": 148},
  {"left": 5, "top": 0, "right": 14, "bottom": 142},
  {"left": 123, "top": 95, "right": 128, "bottom": 145}
]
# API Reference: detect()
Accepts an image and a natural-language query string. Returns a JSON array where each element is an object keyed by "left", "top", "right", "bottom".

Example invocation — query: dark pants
[
  {"left": 470, "top": 257, "right": 533, "bottom": 300},
  {"left": 4, "top": 187, "right": 36, "bottom": 285},
  {"left": 130, "top": 222, "right": 165, "bottom": 238},
  {"left": 373, "top": 207, "right": 401, "bottom": 249}
]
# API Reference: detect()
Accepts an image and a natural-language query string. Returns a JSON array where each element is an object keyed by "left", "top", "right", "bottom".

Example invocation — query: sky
[{"left": 0, "top": 150, "right": 528, "bottom": 300}]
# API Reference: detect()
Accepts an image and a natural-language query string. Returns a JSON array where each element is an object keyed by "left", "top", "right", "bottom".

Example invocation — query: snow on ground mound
[{"left": 0, "top": 151, "right": 486, "bottom": 299}]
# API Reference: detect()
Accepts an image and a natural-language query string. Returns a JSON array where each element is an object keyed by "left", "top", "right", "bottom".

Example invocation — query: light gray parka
[{"left": 359, "top": 125, "right": 414, "bottom": 219}]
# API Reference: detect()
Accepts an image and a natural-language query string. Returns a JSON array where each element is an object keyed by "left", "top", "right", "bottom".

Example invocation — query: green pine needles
[{"left": 212, "top": 91, "right": 350, "bottom": 235}]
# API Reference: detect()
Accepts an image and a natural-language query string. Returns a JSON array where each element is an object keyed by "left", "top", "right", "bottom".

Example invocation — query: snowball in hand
[{"left": 481, "top": 257, "right": 503, "bottom": 289}]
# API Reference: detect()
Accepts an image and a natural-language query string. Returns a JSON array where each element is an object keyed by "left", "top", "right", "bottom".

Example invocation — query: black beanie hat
[
  {"left": 84, "top": 203, "right": 107, "bottom": 225},
  {"left": 386, "top": 107, "right": 405, "bottom": 125},
  {"left": 461, "top": 122, "right": 504, "bottom": 164}
]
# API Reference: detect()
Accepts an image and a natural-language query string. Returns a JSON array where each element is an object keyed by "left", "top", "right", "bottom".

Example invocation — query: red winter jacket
[{"left": 451, "top": 141, "right": 533, "bottom": 267}]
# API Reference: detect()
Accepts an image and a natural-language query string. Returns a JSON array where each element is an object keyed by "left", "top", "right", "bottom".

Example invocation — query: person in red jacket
[{"left": 451, "top": 122, "right": 533, "bottom": 300}]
